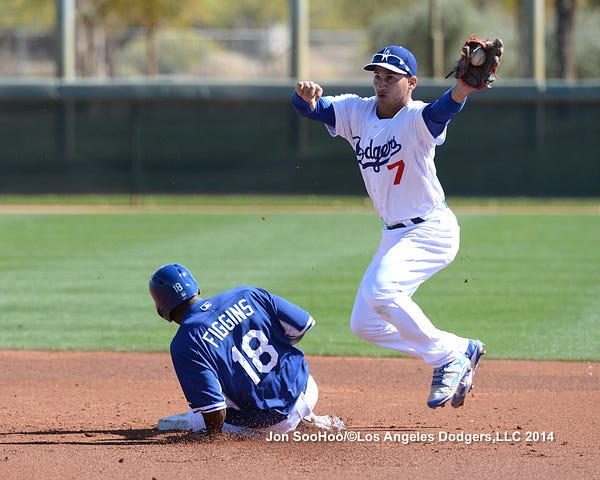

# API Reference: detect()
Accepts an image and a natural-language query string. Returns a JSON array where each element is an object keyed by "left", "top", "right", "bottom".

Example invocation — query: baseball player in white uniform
[{"left": 293, "top": 45, "right": 485, "bottom": 408}]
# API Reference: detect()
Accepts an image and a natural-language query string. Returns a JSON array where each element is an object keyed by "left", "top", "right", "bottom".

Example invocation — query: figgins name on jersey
[{"left": 201, "top": 299, "right": 255, "bottom": 348}]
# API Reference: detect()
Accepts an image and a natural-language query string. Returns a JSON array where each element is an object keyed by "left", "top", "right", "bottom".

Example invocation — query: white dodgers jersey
[{"left": 326, "top": 95, "right": 446, "bottom": 225}]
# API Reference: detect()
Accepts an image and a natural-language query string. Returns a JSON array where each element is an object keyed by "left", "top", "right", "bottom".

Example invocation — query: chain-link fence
[
  {"left": 5, "top": 3, "right": 600, "bottom": 80},
  {"left": 0, "top": 27, "right": 369, "bottom": 79}
]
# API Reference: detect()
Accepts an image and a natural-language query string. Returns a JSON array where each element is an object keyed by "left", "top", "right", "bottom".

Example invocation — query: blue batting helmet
[{"left": 149, "top": 263, "right": 199, "bottom": 321}]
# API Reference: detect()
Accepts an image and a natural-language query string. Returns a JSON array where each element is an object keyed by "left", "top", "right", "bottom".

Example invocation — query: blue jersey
[{"left": 170, "top": 286, "right": 315, "bottom": 428}]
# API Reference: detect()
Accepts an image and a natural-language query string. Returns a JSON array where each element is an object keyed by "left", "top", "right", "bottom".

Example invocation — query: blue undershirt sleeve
[
  {"left": 292, "top": 91, "right": 336, "bottom": 128},
  {"left": 422, "top": 87, "right": 467, "bottom": 138}
]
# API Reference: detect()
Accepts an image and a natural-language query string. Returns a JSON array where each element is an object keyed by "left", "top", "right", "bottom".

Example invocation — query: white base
[{"left": 157, "top": 412, "right": 193, "bottom": 431}]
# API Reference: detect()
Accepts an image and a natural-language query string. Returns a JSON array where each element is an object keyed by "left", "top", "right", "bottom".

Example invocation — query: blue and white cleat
[
  {"left": 301, "top": 412, "right": 346, "bottom": 431},
  {"left": 451, "top": 339, "right": 485, "bottom": 408},
  {"left": 427, "top": 355, "right": 471, "bottom": 408}
]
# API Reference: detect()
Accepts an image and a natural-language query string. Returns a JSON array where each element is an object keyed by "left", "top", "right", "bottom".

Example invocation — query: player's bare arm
[
  {"left": 451, "top": 79, "right": 478, "bottom": 104},
  {"left": 295, "top": 81, "right": 323, "bottom": 110},
  {"left": 202, "top": 409, "right": 226, "bottom": 435}
]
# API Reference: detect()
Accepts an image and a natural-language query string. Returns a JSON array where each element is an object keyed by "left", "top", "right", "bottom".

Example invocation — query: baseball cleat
[
  {"left": 451, "top": 339, "right": 485, "bottom": 408},
  {"left": 427, "top": 355, "right": 470, "bottom": 408}
]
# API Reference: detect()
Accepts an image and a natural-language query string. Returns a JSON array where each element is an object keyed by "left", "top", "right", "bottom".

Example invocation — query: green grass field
[{"left": 1, "top": 196, "right": 598, "bottom": 361}]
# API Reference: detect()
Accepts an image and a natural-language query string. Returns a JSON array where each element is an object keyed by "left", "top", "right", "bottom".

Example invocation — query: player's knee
[
  {"left": 350, "top": 306, "right": 379, "bottom": 339},
  {"left": 350, "top": 322, "right": 375, "bottom": 342},
  {"left": 362, "top": 289, "right": 392, "bottom": 311},
  {"left": 349, "top": 315, "right": 366, "bottom": 338}
]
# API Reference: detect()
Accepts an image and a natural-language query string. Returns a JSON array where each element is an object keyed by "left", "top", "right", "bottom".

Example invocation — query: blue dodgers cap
[{"left": 364, "top": 46, "right": 418, "bottom": 76}]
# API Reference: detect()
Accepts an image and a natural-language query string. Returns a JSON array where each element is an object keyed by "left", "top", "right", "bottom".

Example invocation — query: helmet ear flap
[{"left": 149, "top": 264, "right": 199, "bottom": 321}]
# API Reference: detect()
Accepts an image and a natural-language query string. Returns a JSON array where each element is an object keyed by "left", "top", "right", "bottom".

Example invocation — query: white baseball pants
[
  {"left": 350, "top": 207, "right": 469, "bottom": 367},
  {"left": 182, "top": 375, "right": 319, "bottom": 438}
]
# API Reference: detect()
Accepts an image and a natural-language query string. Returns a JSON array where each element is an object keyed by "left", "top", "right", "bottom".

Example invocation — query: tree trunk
[
  {"left": 145, "top": 25, "right": 158, "bottom": 76},
  {"left": 556, "top": 0, "right": 576, "bottom": 79},
  {"left": 105, "top": 32, "right": 115, "bottom": 77}
]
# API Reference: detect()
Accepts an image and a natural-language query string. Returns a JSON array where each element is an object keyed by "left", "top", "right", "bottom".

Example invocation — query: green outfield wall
[{"left": 0, "top": 79, "right": 598, "bottom": 196}]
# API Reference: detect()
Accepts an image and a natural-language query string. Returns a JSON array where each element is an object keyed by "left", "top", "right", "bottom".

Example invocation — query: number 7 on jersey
[{"left": 387, "top": 159, "right": 405, "bottom": 185}]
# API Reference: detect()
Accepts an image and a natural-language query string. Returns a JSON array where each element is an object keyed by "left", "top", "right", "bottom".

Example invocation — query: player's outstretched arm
[
  {"left": 451, "top": 78, "right": 478, "bottom": 104},
  {"left": 295, "top": 81, "right": 323, "bottom": 110},
  {"left": 292, "top": 81, "right": 336, "bottom": 127}
]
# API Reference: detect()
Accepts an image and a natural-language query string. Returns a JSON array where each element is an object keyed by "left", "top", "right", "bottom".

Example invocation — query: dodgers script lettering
[{"left": 353, "top": 136, "right": 402, "bottom": 172}]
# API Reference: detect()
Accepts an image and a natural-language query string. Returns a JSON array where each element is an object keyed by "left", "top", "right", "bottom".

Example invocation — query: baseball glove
[{"left": 446, "top": 35, "right": 504, "bottom": 89}]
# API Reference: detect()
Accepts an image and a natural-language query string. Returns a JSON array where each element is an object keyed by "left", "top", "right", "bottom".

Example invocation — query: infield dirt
[{"left": 1, "top": 351, "right": 598, "bottom": 479}]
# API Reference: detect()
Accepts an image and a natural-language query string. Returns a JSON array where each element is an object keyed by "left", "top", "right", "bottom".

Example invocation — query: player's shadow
[{"left": 0, "top": 428, "right": 216, "bottom": 446}]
